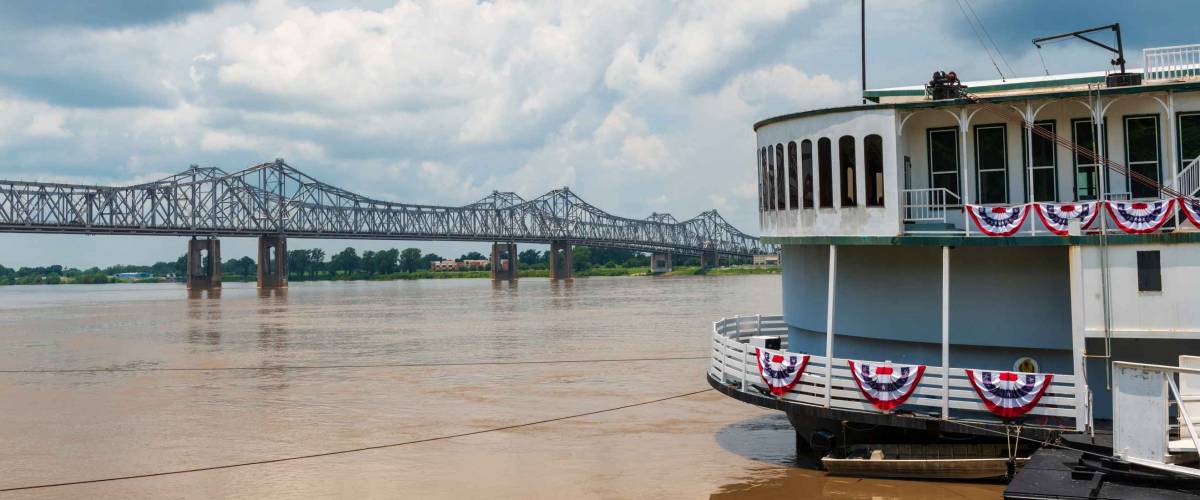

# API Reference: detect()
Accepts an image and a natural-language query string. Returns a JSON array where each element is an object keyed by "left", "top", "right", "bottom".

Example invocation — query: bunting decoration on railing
[
  {"left": 965, "top": 369, "right": 1054, "bottom": 419},
  {"left": 847, "top": 360, "right": 926, "bottom": 411},
  {"left": 966, "top": 204, "right": 1029, "bottom": 236},
  {"left": 1180, "top": 197, "right": 1200, "bottom": 229},
  {"left": 1033, "top": 202, "right": 1098, "bottom": 235},
  {"left": 755, "top": 348, "right": 809, "bottom": 396},
  {"left": 1105, "top": 199, "right": 1175, "bottom": 234}
]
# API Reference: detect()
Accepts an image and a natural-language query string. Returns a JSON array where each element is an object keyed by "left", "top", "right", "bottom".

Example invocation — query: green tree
[
  {"left": 400, "top": 247, "right": 422, "bottom": 273},
  {"left": 331, "top": 247, "right": 360, "bottom": 276},
  {"left": 518, "top": 249, "right": 542, "bottom": 266},
  {"left": 420, "top": 252, "right": 444, "bottom": 270},
  {"left": 361, "top": 250, "right": 377, "bottom": 275},
  {"left": 460, "top": 251, "right": 486, "bottom": 261},
  {"left": 571, "top": 246, "right": 592, "bottom": 271}
]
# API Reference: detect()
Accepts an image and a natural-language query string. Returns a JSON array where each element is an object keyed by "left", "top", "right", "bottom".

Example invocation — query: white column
[
  {"left": 1167, "top": 92, "right": 1178, "bottom": 190},
  {"left": 941, "top": 245, "right": 951, "bottom": 419},
  {"left": 1094, "top": 98, "right": 1108, "bottom": 201},
  {"left": 960, "top": 122, "right": 971, "bottom": 206},
  {"left": 824, "top": 244, "right": 838, "bottom": 408},
  {"left": 1068, "top": 244, "right": 1090, "bottom": 432}
]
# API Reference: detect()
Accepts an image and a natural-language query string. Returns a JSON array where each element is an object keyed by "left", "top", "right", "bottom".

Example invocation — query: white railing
[
  {"left": 1175, "top": 154, "right": 1200, "bottom": 198},
  {"left": 711, "top": 315, "right": 1080, "bottom": 428},
  {"left": 1144, "top": 44, "right": 1200, "bottom": 82},
  {"left": 902, "top": 188, "right": 960, "bottom": 224},
  {"left": 1112, "top": 357, "right": 1200, "bottom": 478}
]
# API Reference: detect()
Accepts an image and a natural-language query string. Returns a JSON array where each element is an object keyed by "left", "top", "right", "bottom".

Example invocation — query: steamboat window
[
  {"left": 788, "top": 141, "right": 799, "bottom": 209},
  {"left": 759, "top": 147, "right": 767, "bottom": 211},
  {"left": 1071, "top": 119, "right": 1102, "bottom": 201},
  {"left": 1137, "top": 250, "right": 1162, "bottom": 292},
  {"left": 766, "top": 146, "right": 776, "bottom": 210},
  {"left": 1124, "top": 115, "right": 1161, "bottom": 199},
  {"left": 864, "top": 134, "right": 884, "bottom": 206},
  {"left": 776, "top": 143, "right": 787, "bottom": 210},
  {"left": 839, "top": 135, "right": 857, "bottom": 207},
  {"left": 974, "top": 124, "right": 1008, "bottom": 204},
  {"left": 1179, "top": 113, "right": 1200, "bottom": 187},
  {"left": 818, "top": 137, "right": 833, "bottom": 207},
  {"left": 801, "top": 139, "right": 814, "bottom": 208},
  {"left": 927, "top": 127, "right": 960, "bottom": 197},
  {"left": 1022, "top": 121, "right": 1058, "bottom": 202}
]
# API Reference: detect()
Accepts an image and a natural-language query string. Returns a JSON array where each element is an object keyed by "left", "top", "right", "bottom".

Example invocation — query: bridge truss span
[{"left": 0, "top": 160, "right": 769, "bottom": 257}]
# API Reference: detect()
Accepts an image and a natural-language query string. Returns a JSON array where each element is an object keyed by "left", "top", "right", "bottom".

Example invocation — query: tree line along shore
[{"left": 0, "top": 245, "right": 777, "bottom": 286}]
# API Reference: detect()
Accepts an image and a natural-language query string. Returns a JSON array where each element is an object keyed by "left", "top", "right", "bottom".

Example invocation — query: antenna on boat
[
  {"left": 860, "top": 0, "right": 866, "bottom": 104},
  {"left": 1031, "top": 23, "right": 1142, "bottom": 87}
]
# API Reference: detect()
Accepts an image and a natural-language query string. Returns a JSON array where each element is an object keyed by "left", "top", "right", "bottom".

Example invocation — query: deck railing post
[
  {"left": 941, "top": 245, "right": 951, "bottom": 419},
  {"left": 825, "top": 245, "right": 837, "bottom": 408},
  {"left": 733, "top": 316, "right": 741, "bottom": 387}
]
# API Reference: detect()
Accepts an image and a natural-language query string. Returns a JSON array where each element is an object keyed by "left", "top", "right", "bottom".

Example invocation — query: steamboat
[{"left": 709, "top": 22, "right": 1200, "bottom": 497}]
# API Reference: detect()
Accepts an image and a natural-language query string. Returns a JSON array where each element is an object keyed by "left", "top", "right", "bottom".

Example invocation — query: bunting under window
[
  {"left": 1105, "top": 199, "right": 1175, "bottom": 234},
  {"left": 966, "top": 204, "right": 1030, "bottom": 236},
  {"left": 1033, "top": 202, "right": 1098, "bottom": 235},
  {"left": 1179, "top": 197, "right": 1200, "bottom": 229}
]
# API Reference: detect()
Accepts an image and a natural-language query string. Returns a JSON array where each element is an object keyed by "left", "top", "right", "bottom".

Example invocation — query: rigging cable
[
  {"left": 961, "top": 0, "right": 1016, "bottom": 77},
  {"left": 0, "top": 388, "right": 714, "bottom": 493},
  {"left": 0, "top": 355, "right": 711, "bottom": 375},
  {"left": 954, "top": 0, "right": 1005, "bottom": 81}
]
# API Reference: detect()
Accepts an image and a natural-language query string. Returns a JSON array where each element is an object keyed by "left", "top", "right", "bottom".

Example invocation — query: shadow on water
[{"left": 709, "top": 414, "right": 1002, "bottom": 499}]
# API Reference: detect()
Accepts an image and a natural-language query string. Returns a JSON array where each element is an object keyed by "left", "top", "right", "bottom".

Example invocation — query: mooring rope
[
  {"left": 0, "top": 355, "right": 711, "bottom": 375},
  {"left": 0, "top": 388, "right": 714, "bottom": 493}
]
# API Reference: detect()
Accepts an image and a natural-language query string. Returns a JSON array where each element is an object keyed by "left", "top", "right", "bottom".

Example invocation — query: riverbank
[{"left": 0, "top": 265, "right": 780, "bottom": 286}]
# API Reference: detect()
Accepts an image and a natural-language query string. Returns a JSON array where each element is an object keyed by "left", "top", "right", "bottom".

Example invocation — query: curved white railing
[{"left": 710, "top": 315, "right": 1081, "bottom": 429}]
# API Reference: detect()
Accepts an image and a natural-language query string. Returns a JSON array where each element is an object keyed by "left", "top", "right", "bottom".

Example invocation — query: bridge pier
[
  {"left": 700, "top": 250, "right": 719, "bottom": 269},
  {"left": 650, "top": 252, "right": 672, "bottom": 273},
  {"left": 186, "top": 238, "right": 222, "bottom": 290},
  {"left": 548, "top": 240, "right": 574, "bottom": 280},
  {"left": 490, "top": 242, "right": 518, "bottom": 281},
  {"left": 257, "top": 235, "right": 288, "bottom": 289}
]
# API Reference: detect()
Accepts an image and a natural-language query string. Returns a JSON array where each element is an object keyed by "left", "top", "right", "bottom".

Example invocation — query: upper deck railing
[
  {"left": 1145, "top": 44, "right": 1200, "bottom": 82},
  {"left": 710, "top": 315, "right": 1081, "bottom": 429}
]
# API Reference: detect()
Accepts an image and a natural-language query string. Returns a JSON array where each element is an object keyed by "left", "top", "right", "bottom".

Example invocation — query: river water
[{"left": 0, "top": 276, "right": 1000, "bottom": 499}]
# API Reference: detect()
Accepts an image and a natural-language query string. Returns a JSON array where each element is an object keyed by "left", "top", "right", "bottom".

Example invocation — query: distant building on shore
[
  {"left": 752, "top": 254, "right": 779, "bottom": 267},
  {"left": 430, "top": 259, "right": 490, "bottom": 271}
]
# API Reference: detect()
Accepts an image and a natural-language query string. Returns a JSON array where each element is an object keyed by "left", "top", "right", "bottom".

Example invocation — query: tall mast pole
[{"left": 861, "top": 0, "right": 866, "bottom": 103}]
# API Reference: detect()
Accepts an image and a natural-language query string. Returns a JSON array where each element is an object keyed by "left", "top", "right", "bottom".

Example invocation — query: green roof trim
[
  {"left": 762, "top": 232, "right": 1200, "bottom": 247},
  {"left": 756, "top": 80, "right": 1200, "bottom": 131},
  {"left": 862, "top": 74, "right": 1108, "bottom": 99}
]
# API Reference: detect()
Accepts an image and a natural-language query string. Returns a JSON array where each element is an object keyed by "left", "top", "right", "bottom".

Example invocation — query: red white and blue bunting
[
  {"left": 847, "top": 360, "right": 926, "bottom": 411},
  {"left": 1105, "top": 199, "right": 1175, "bottom": 234},
  {"left": 966, "top": 204, "right": 1030, "bottom": 236},
  {"left": 965, "top": 369, "right": 1054, "bottom": 419},
  {"left": 755, "top": 348, "right": 809, "bottom": 396},
  {"left": 1034, "top": 202, "right": 1098, "bottom": 235},
  {"left": 1179, "top": 197, "right": 1200, "bottom": 229}
]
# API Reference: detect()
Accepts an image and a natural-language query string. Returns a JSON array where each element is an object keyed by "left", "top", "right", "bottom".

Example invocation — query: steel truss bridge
[{"left": 0, "top": 159, "right": 768, "bottom": 257}]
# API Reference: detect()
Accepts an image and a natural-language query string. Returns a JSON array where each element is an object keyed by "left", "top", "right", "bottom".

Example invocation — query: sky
[{"left": 0, "top": 0, "right": 1196, "bottom": 268}]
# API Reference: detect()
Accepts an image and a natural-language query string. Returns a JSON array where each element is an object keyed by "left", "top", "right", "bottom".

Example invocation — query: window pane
[
  {"left": 929, "top": 130, "right": 957, "bottom": 174},
  {"left": 1180, "top": 113, "right": 1200, "bottom": 163},
  {"left": 788, "top": 141, "right": 799, "bottom": 209},
  {"left": 1031, "top": 123, "right": 1055, "bottom": 167},
  {"left": 976, "top": 126, "right": 1006, "bottom": 171},
  {"left": 1127, "top": 117, "right": 1158, "bottom": 163},
  {"left": 759, "top": 148, "right": 766, "bottom": 210},
  {"left": 839, "top": 136, "right": 856, "bottom": 206},
  {"left": 1033, "top": 168, "right": 1056, "bottom": 201},
  {"left": 1076, "top": 166, "right": 1097, "bottom": 200},
  {"left": 767, "top": 146, "right": 776, "bottom": 210},
  {"left": 932, "top": 173, "right": 957, "bottom": 193},
  {"left": 801, "top": 140, "right": 814, "bottom": 208},
  {"left": 776, "top": 144, "right": 786, "bottom": 209},
  {"left": 1074, "top": 121, "right": 1095, "bottom": 156},
  {"left": 979, "top": 171, "right": 1006, "bottom": 204},
  {"left": 1131, "top": 162, "right": 1160, "bottom": 198},
  {"left": 818, "top": 138, "right": 833, "bottom": 207},
  {"left": 864, "top": 135, "right": 884, "bottom": 206}
]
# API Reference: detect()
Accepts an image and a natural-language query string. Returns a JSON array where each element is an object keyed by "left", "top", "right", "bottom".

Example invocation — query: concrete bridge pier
[
  {"left": 700, "top": 250, "right": 719, "bottom": 269},
  {"left": 490, "top": 242, "right": 518, "bottom": 281},
  {"left": 650, "top": 252, "right": 672, "bottom": 273},
  {"left": 548, "top": 240, "right": 574, "bottom": 280},
  {"left": 186, "top": 237, "right": 222, "bottom": 290},
  {"left": 257, "top": 235, "right": 288, "bottom": 289}
]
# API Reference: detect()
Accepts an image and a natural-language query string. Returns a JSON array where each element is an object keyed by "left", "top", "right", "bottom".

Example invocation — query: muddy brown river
[{"left": 0, "top": 275, "right": 1000, "bottom": 498}]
